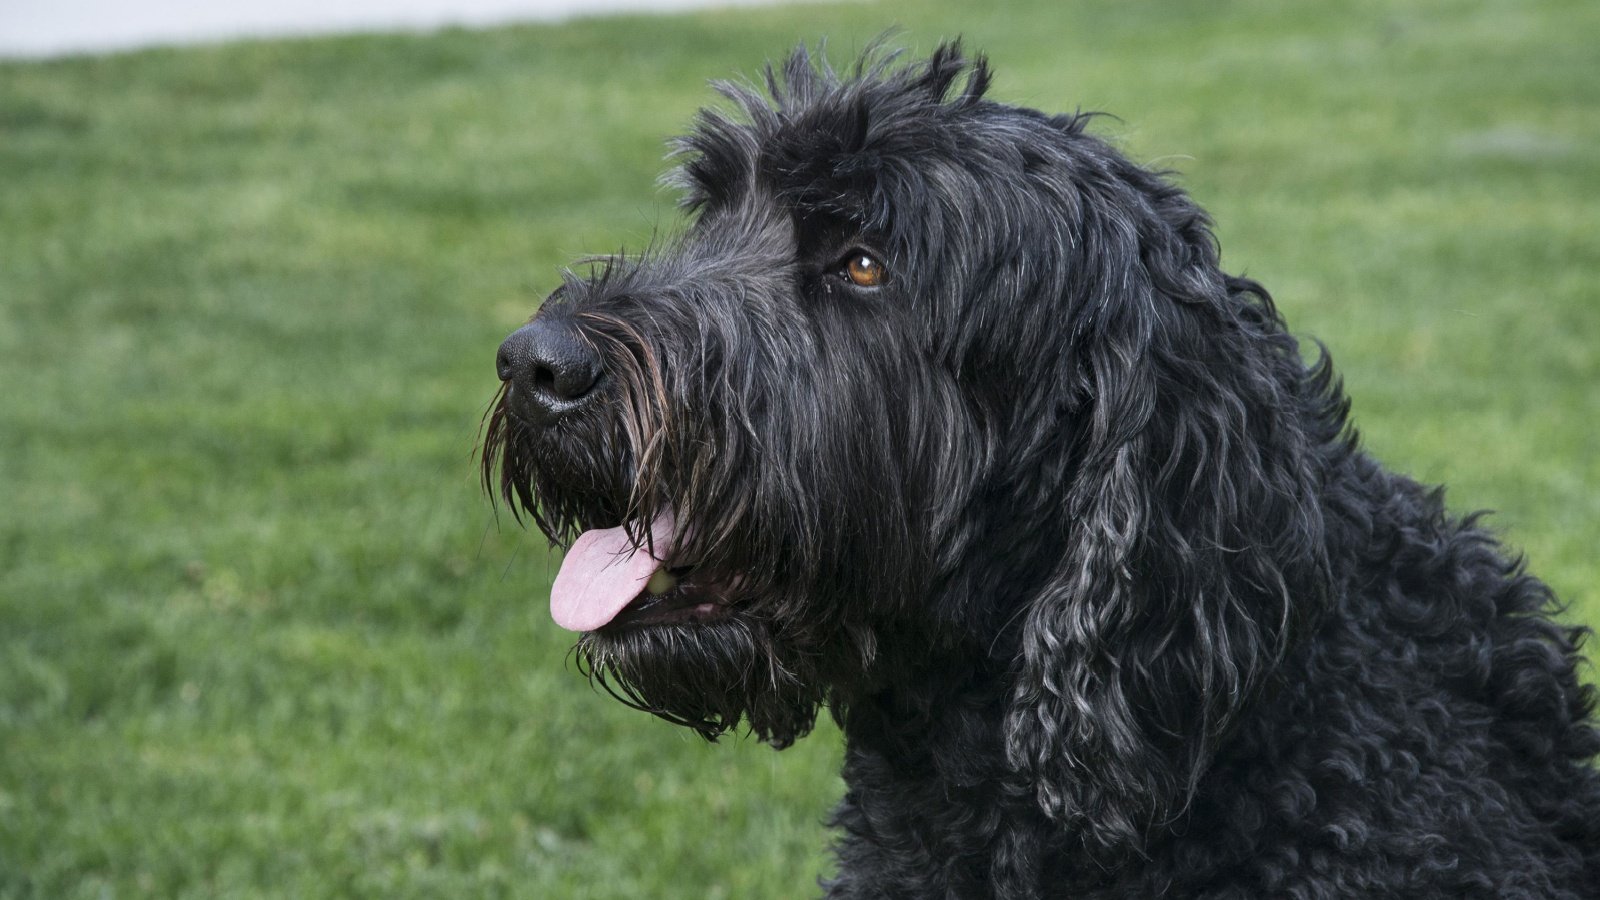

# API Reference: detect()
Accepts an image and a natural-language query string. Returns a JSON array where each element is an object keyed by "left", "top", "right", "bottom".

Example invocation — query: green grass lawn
[{"left": 2, "top": 0, "right": 1596, "bottom": 895}]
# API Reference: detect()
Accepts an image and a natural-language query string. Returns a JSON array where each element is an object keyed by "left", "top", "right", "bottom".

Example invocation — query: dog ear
[{"left": 1002, "top": 172, "right": 1338, "bottom": 859}]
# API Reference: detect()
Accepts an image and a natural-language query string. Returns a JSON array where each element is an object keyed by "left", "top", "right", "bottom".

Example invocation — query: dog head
[{"left": 483, "top": 42, "right": 1336, "bottom": 852}]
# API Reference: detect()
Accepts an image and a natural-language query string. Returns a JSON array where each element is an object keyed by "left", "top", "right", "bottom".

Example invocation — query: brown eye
[{"left": 844, "top": 252, "right": 886, "bottom": 288}]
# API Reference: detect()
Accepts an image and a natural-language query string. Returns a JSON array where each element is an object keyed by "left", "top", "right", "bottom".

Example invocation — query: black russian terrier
[{"left": 482, "top": 44, "right": 1600, "bottom": 898}]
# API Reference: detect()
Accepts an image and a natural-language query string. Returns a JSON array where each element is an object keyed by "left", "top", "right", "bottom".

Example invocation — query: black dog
[{"left": 483, "top": 44, "right": 1600, "bottom": 898}]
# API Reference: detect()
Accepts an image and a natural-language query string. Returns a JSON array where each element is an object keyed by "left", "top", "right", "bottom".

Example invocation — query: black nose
[{"left": 496, "top": 317, "right": 603, "bottom": 424}]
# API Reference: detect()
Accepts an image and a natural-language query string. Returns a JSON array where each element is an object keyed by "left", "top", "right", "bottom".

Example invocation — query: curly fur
[{"left": 482, "top": 42, "right": 1600, "bottom": 898}]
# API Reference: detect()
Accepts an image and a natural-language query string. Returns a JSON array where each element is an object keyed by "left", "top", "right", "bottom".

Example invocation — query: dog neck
[{"left": 829, "top": 634, "right": 1069, "bottom": 894}]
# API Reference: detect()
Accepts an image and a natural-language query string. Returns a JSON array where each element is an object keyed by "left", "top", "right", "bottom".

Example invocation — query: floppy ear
[{"left": 1003, "top": 174, "right": 1339, "bottom": 858}]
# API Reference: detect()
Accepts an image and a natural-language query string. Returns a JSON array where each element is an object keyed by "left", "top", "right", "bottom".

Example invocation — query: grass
[{"left": 1, "top": 0, "right": 1596, "bottom": 895}]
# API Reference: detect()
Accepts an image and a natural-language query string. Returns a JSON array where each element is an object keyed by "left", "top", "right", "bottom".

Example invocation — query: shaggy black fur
[{"left": 482, "top": 43, "right": 1600, "bottom": 898}]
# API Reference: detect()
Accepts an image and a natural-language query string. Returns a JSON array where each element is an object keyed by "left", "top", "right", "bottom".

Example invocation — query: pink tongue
[{"left": 550, "top": 511, "right": 675, "bottom": 632}]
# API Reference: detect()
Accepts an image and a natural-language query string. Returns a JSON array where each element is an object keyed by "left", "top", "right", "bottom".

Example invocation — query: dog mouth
[{"left": 549, "top": 510, "right": 732, "bottom": 632}]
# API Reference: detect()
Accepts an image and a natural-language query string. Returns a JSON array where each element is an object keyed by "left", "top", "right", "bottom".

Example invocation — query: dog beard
[{"left": 576, "top": 618, "right": 825, "bottom": 748}]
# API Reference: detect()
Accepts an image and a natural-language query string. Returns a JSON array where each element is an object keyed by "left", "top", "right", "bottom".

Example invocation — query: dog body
[{"left": 485, "top": 45, "right": 1600, "bottom": 898}]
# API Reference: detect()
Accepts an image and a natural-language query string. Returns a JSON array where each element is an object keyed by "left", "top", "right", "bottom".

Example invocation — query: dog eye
[{"left": 842, "top": 252, "right": 886, "bottom": 288}]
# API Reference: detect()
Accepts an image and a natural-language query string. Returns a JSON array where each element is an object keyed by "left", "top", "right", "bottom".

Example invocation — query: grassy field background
[{"left": 2, "top": 0, "right": 1596, "bottom": 895}]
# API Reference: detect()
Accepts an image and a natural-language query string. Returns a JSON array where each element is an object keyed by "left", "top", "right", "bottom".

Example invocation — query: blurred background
[{"left": 1, "top": 0, "right": 1595, "bottom": 896}]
